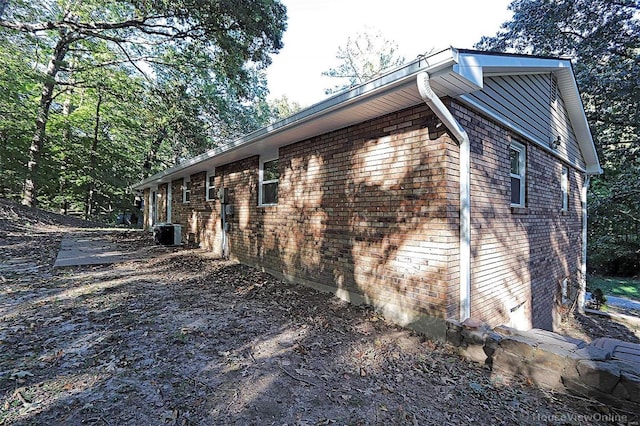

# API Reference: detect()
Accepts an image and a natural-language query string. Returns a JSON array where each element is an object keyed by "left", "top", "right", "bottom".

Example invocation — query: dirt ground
[{"left": 1, "top": 199, "right": 638, "bottom": 425}]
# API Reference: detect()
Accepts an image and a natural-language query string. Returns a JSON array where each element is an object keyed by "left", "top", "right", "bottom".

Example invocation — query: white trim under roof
[{"left": 133, "top": 48, "right": 601, "bottom": 190}]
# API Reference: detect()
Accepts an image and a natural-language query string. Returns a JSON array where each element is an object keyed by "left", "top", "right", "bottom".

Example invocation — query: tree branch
[
  {"left": 64, "top": 16, "right": 207, "bottom": 40},
  {"left": 60, "top": 55, "right": 159, "bottom": 73},
  {"left": 0, "top": 19, "right": 58, "bottom": 32},
  {"left": 0, "top": 14, "right": 204, "bottom": 42},
  {"left": 618, "top": 209, "right": 640, "bottom": 224},
  {"left": 113, "top": 40, "right": 153, "bottom": 83}
]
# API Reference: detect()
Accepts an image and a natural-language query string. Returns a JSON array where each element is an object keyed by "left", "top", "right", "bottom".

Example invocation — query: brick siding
[
  {"left": 169, "top": 172, "right": 222, "bottom": 253},
  {"left": 157, "top": 183, "right": 168, "bottom": 223},
  {"left": 143, "top": 188, "right": 150, "bottom": 229},
  {"left": 166, "top": 104, "right": 460, "bottom": 329},
  {"left": 153, "top": 99, "right": 584, "bottom": 334},
  {"left": 453, "top": 102, "right": 584, "bottom": 331}
]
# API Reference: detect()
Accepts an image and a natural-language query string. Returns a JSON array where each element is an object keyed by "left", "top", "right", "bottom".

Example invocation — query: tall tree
[
  {"left": 476, "top": 0, "right": 640, "bottom": 274},
  {"left": 323, "top": 28, "right": 405, "bottom": 94},
  {"left": 0, "top": 0, "right": 287, "bottom": 207},
  {"left": 0, "top": 26, "right": 38, "bottom": 198},
  {"left": 41, "top": 62, "right": 146, "bottom": 217},
  {"left": 267, "top": 95, "right": 302, "bottom": 123}
]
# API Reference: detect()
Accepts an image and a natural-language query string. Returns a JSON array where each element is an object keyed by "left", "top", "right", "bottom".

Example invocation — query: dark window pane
[
  {"left": 208, "top": 187, "right": 216, "bottom": 200},
  {"left": 511, "top": 177, "right": 521, "bottom": 204},
  {"left": 263, "top": 159, "right": 279, "bottom": 181},
  {"left": 262, "top": 182, "right": 278, "bottom": 204},
  {"left": 510, "top": 149, "right": 519, "bottom": 175},
  {"left": 184, "top": 179, "right": 191, "bottom": 202}
]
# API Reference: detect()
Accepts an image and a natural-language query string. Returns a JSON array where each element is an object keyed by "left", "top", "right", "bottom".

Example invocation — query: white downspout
[
  {"left": 578, "top": 174, "right": 591, "bottom": 313},
  {"left": 417, "top": 72, "right": 471, "bottom": 321},
  {"left": 167, "top": 183, "right": 172, "bottom": 223},
  {"left": 148, "top": 188, "right": 156, "bottom": 231}
]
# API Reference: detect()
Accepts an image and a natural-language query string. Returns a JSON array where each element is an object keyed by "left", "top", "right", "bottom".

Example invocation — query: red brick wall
[
  {"left": 154, "top": 99, "right": 584, "bottom": 334},
  {"left": 207, "top": 104, "right": 461, "bottom": 329},
  {"left": 170, "top": 178, "right": 188, "bottom": 228},
  {"left": 216, "top": 155, "right": 261, "bottom": 259},
  {"left": 143, "top": 188, "right": 150, "bottom": 230},
  {"left": 453, "top": 102, "right": 584, "bottom": 331},
  {"left": 170, "top": 173, "right": 222, "bottom": 252}
]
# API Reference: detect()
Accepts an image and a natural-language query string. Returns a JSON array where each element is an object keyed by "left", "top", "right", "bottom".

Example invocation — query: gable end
[{"left": 459, "top": 73, "right": 586, "bottom": 171}]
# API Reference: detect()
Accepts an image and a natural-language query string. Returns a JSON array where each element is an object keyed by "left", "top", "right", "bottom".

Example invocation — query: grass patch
[{"left": 587, "top": 276, "right": 640, "bottom": 301}]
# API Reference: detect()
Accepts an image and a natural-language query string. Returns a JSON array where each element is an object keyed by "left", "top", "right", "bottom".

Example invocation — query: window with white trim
[
  {"left": 206, "top": 170, "right": 216, "bottom": 201},
  {"left": 561, "top": 166, "right": 569, "bottom": 212},
  {"left": 259, "top": 157, "right": 278, "bottom": 206},
  {"left": 182, "top": 177, "right": 191, "bottom": 203},
  {"left": 510, "top": 142, "right": 526, "bottom": 207}
]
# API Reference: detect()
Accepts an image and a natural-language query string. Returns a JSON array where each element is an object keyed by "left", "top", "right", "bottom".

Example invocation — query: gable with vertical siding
[{"left": 461, "top": 74, "right": 586, "bottom": 170}]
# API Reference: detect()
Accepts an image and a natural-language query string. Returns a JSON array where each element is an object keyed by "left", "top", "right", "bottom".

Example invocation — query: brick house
[{"left": 133, "top": 48, "right": 601, "bottom": 338}]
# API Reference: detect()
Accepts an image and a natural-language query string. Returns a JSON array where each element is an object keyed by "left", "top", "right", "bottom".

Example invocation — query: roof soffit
[{"left": 133, "top": 49, "right": 601, "bottom": 190}]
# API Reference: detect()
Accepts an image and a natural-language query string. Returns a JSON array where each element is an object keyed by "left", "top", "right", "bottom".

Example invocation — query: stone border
[{"left": 446, "top": 318, "right": 640, "bottom": 413}]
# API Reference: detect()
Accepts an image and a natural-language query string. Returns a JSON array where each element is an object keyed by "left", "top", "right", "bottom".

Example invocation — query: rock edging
[{"left": 446, "top": 318, "right": 640, "bottom": 412}]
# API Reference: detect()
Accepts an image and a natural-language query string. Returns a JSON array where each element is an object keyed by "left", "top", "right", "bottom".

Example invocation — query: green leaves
[
  {"left": 0, "top": 28, "right": 38, "bottom": 199},
  {"left": 477, "top": 0, "right": 640, "bottom": 275},
  {"left": 0, "top": 0, "right": 287, "bottom": 216}
]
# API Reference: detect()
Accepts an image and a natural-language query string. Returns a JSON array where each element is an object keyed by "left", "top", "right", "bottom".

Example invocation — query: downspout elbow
[
  {"left": 417, "top": 72, "right": 469, "bottom": 146},
  {"left": 417, "top": 72, "right": 471, "bottom": 322}
]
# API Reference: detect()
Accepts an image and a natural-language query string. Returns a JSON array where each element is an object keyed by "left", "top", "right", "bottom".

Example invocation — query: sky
[{"left": 265, "top": 0, "right": 514, "bottom": 107}]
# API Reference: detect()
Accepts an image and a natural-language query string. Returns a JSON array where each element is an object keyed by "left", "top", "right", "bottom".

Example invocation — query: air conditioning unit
[{"left": 153, "top": 223, "right": 182, "bottom": 245}]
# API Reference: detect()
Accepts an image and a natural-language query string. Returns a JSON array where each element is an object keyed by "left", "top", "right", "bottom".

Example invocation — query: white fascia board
[
  {"left": 553, "top": 67, "right": 603, "bottom": 175},
  {"left": 454, "top": 50, "right": 573, "bottom": 89},
  {"left": 133, "top": 48, "right": 460, "bottom": 190}
]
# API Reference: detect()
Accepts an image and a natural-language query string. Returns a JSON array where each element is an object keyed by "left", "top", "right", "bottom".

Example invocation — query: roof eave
[
  {"left": 552, "top": 66, "right": 602, "bottom": 175},
  {"left": 132, "top": 47, "right": 460, "bottom": 191},
  {"left": 132, "top": 48, "right": 602, "bottom": 190}
]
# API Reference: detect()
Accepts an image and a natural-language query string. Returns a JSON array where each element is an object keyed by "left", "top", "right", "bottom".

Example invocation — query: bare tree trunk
[
  {"left": 84, "top": 90, "right": 102, "bottom": 219},
  {"left": 22, "top": 30, "right": 72, "bottom": 207}
]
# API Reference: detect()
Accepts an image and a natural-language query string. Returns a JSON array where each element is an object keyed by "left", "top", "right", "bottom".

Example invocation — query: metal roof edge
[
  {"left": 132, "top": 48, "right": 602, "bottom": 190},
  {"left": 133, "top": 48, "right": 459, "bottom": 190},
  {"left": 454, "top": 49, "right": 573, "bottom": 88},
  {"left": 553, "top": 66, "right": 602, "bottom": 175}
]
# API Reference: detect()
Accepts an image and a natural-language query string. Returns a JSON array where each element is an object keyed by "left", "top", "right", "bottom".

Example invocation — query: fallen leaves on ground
[{"left": 1, "top": 200, "right": 636, "bottom": 425}]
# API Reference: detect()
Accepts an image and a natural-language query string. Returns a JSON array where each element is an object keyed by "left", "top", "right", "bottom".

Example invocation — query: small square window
[
  {"left": 510, "top": 142, "right": 526, "bottom": 207},
  {"left": 259, "top": 158, "right": 279, "bottom": 206},
  {"left": 206, "top": 170, "right": 216, "bottom": 201},
  {"left": 182, "top": 178, "right": 191, "bottom": 203},
  {"left": 262, "top": 181, "right": 278, "bottom": 204}
]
